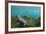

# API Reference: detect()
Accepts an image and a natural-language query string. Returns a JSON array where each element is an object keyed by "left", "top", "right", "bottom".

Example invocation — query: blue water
[{"left": 11, "top": 6, "right": 41, "bottom": 19}]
